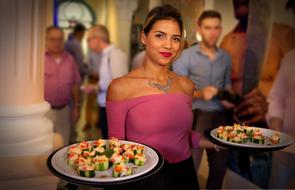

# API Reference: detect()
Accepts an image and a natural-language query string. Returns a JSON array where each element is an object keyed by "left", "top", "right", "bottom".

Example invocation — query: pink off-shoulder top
[{"left": 106, "top": 93, "right": 201, "bottom": 163}]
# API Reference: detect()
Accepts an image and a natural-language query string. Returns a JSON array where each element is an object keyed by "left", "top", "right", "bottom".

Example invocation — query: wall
[
  {"left": 271, "top": 0, "right": 294, "bottom": 28},
  {"left": 210, "top": 0, "right": 238, "bottom": 45}
]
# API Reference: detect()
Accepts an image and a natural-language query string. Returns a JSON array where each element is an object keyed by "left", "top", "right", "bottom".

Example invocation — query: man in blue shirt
[{"left": 173, "top": 10, "right": 232, "bottom": 189}]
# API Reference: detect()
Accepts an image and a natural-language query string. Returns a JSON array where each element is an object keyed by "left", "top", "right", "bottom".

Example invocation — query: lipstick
[{"left": 160, "top": 52, "right": 172, "bottom": 57}]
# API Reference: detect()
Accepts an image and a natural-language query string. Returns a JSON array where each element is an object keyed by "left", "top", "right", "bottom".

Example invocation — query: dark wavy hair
[
  {"left": 198, "top": 10, "right": 222, "bottom": 25},
  {"left": 142, "top": 4, "right": 183, "bottom": 36}
]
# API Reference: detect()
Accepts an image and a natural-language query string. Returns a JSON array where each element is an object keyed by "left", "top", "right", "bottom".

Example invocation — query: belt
[
  {"left": 51, "top": 105, "right": 67, "bottom": 110},
  {"left": 194, "top": 109, "right": 224, "bottom": 115}
]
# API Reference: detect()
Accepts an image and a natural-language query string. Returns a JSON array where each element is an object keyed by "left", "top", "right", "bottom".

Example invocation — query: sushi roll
[
  {"left": 132, "top": 145, "right": 144, "bottom": 155},
  {"left": 224, "top": 126, "right": 233, "bottom": 132},
  {"left": 237, "top": 133, "right": 248, "bottom": 143},
  {"left": 94, "top": 146, "right": 105, "bottom": 156},
  {"left": 77, "top": 164, "right": 95, "bottom": 178},
  {"left": 122, "top": 149, "right": 134, "bottom": 163},
  {"left": 252, "top": 130, "right": 265, "bottom": 144},
  {"left": 110, "top": 153, "right": 124, "bottom": 166},
  {"left": 76, "top": 156, "right": 92, "bottom": 167},
  {"left": 113, "top": 163, "right": 132, "bottom": 178},
  {"left": 121, "top": 144, "right": 132, "bottom": 152},
  {"left": 244, "top": 126, "right": 253, "bottom": 136},
  {"left": 218, "top": 132, "right": 228, "bottom": 141},
  {"left": 231, "top": 136, "right": 242, "bottom": 143},
  {"left": 67, "top": 153, "right": 79, "bottom": 167},
  {"left": 112, "top": 146, "right": 123, "bottom": 154},
  {"left": 79, "top": 141, "right": 92, "bottom": 152},
  {"left": 235, "top": 124, "right": 243, "bottom": 134},
  {"left": 93, "top": 139, "right": 106, "bottom": 148},
  {"left": 216, "top": 126, "right": 224, "bottom": 137},
  {"left": 93, "top": 155, "right": 109, "bottom": 171},
  {"left": 68, "top": 145, "right": 82, "bottom": 155},
  {"left": 109, "top": 137, "right": 120, "bottom": 149},
  {"left": 82, "top": 150, "right": 96, "bottom": 158},
  {"left": 252, "top": 135, "right": 265, "bottom": 144},
  {"left": 133, "top": 154, "right": 146, "bottom": 166}
]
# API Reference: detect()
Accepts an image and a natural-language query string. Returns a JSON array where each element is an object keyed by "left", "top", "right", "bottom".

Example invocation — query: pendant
[{"left": 148, "top": 77, "right": 174, "bottom": 93}]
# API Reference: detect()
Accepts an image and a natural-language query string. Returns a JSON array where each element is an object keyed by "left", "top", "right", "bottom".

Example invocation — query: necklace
[{"left": 142, "top": 67, "right": 174, "bottom": 93}]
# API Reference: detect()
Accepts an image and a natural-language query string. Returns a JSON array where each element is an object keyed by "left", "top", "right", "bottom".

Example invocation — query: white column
[
  {"left": 115, "top": 0, "right": 138, "bottom": 59},
  {"left": 0, "top": 0, "right": 53, "bottom": 157},
  {"left": 0, "top": 0, "right": 58, "bottom": 189}
]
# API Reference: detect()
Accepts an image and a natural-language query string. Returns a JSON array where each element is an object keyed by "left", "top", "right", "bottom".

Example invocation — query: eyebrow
[{"left": 155, "top": 31, "right": 181, "bottom": 38}]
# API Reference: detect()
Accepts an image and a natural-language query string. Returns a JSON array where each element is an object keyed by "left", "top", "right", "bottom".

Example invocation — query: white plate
[
  {"left": 50, "top": 140, "right": 159, "bottom": 182},
  {"left": 210, "top": 127, "right": 293, "bottom": 149}
]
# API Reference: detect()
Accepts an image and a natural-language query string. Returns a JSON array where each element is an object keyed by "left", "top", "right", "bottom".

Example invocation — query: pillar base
[{"left": 0, "top": 101, "right": 53, "bottom": 157}]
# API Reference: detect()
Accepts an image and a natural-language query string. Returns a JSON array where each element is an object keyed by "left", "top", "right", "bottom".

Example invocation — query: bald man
[{"left": 83, "top": 25, "right": 129, "bottom": 138}]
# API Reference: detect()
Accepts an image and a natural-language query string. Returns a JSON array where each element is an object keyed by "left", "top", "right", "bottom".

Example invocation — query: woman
[{"left": 106, "top": 4, "right": 218, "bottom": 190}]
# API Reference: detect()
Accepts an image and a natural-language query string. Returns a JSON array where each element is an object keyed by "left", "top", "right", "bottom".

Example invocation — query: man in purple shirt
[
  {"left": 65, "top": 24, "right": 87, "bottom": 78},
  {"left": 44, "top": 26, "right": 81, "bottom": 146}
]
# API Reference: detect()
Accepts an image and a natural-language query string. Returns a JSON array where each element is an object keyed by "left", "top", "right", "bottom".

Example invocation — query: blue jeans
[{"left": 228, "top": 150, "right": 272, "bottom": 189}]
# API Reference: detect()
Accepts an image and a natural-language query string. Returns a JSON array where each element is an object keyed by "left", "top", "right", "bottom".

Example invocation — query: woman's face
[{"left": 141, "top": 19, "right": 182, "bottom": 66}]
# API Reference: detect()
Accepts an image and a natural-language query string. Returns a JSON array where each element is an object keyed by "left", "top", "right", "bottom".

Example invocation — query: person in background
[
  {"left": 220, "top": 0, "right": 249, "bottom": 96},
  {"left": 267, "top": 1, "right": 295, "bottom": 188},
  {"left": 229, "top": 0, "right": 295, "bottom": 125},
  {"left": 65, "top": 23, "right": 87, "bottom": 79},
  {"left": 220, "top": 0, "right": 295, "bottom": 188},
  {"left": 44, "top": 26, "right": 81, "bottom": 146},
  {"left": 173, "top": 10, "right": 233, "bottom": 189},
  {"left": 83, "top": 25, "right": 129, "bottom": 139},
  {"left": 267, "top": 48, "right": 295, "bottom": 189},
  {"left": 82, "top": 51, "right": 101, "bottom": 131}
]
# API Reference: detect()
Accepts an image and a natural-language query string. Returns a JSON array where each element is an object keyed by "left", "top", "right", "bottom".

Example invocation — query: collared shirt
[
  {"left": 97, "top": 45, "right": 129, "bottom": 107},
  {"left": 87, "top": 51, "right": 102, "bottom": 76},
  {"left": 44, "top": 51, "right": 81, "bottom": 107},
  {"left": 98, "top": 45, "right": 115, "bottom": 107},
  {"left": 267, "top": 49, "right": 295, "bottom": 136},
  {"left": 173, "top": 43, "right": 232, "bottom": 111},
  {"left": 65, "top": 37, "right": 85, "bottom": 75}
]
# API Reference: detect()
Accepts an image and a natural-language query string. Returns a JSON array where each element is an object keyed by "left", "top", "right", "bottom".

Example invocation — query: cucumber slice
[
  {"left": 78, "top": 170, "right": 95, "bottom": 178},
  {"left": 134, "top": 159, "right": 145, "bottom": 166},
  {"left": 113, "top": 170, "right": 120, "bottom": 177},
  {"left": 67, "top": 159, "right": 76, "bottom": 167},
  {"left": 94, "top": 162, "right": 109, "bottom": 171},
  {"left": 252, "top": 138, "right": 260, "bottom": 144}
]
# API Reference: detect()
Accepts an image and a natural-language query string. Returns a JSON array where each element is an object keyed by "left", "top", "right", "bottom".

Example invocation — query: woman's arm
[
  {"left": 106, "top": 79, "right": 129, "bottom": 140},
  {"left": 189, "top": 130, "right": 221, "bottom": 151}
]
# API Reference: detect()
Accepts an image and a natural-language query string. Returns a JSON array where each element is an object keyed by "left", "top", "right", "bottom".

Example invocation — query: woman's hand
[{"left": 198, "top": 135, "right": 225, "bottom": 151}]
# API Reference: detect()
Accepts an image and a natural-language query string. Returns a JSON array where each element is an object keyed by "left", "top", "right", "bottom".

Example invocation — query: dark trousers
[
  {"left": 106, "top": 156, "right": 199, "bottom": 190},
  {"left": 192, "top": 109, "right": 229, "bottom": 189},
  {"left": 99, "top": 107, "right": 108, "bottom": 139}
]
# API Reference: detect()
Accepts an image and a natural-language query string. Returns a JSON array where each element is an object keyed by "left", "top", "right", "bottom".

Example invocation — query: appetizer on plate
[
  {"left": 113, "top": 163, "right": 132, "bottom": 178},
  {"left": 215, "top": 124, "right": 280, "bottom": 145},
  {"left": 66, "top": 138, "right": 146, "bottom": 178}
]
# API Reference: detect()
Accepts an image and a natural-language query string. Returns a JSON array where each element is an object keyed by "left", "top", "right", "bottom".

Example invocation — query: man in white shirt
[{"left": 83, "top": 25, "right": 129, "bottom": 138}]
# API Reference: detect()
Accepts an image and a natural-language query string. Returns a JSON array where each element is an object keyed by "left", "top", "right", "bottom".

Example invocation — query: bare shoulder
[
  {"left": 107, "top": 69, "right": 142, "bottom": 101},
  {"left": 107, "top": 76, "right": 129, "bottom": 101},
  {"left": 172, "top": 72, "right": 195, "bottom": 96}
]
